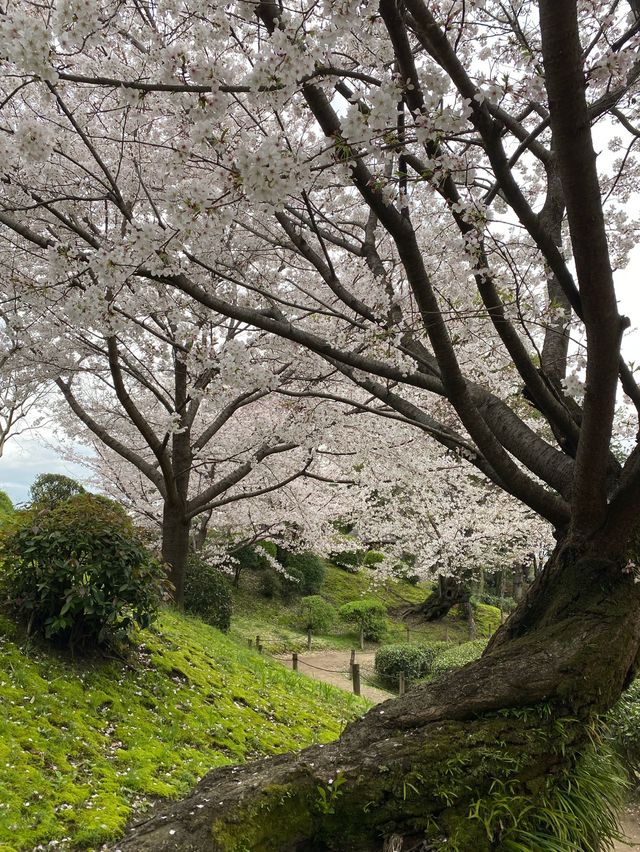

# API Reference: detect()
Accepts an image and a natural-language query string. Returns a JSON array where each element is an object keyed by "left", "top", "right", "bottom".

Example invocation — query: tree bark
[
  {"left": 161, "top": 502, "right": 191, "bottom": 607},
  {"left": 415, "top": 575, "right": 470, "bottom": 621},
  {"left": 109, "top": 540, "right": 640, "bottom": 851}
]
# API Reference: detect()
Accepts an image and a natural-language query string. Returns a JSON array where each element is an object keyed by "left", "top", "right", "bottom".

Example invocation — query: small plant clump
[
  {"left": 183, "top": 553, "right": 233, "bottom": 632},
  {"left": 0, "top": 493, "right": 168, "bottom": 648}
]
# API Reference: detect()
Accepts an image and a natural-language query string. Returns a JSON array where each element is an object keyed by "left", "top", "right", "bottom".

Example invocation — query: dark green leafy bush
[
  {"left": 258, "top": 569, "right": 282, "bottom": 598},
  {"left": 430, "top": 639, "right": 488, "bottom": 676},
  {"left": 29, "top": 473, "right": 86, "bottom": 507},
  {"left": 375, "top": 641, "right": 449, "bottom": 684},
  {"left": 330, "top": 549, "right": 365, "bottom": 573},
  {"left": 339, "top": 598, "right": 388, "bottom": 644},
  {"left": 298, "top": 595, "right": 337, "bottom": 633},
  {"left": 183, "top": 554, "right": 232, "bottom": 632},
  {"left": 280, "top": 550, "right": 326, "bottom": 596},
  {"left": 0, "top": 494, "right": 168, "bottom": 647}
]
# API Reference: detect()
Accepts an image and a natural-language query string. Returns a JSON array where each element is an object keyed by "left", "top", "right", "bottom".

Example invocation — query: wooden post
[
  {"left": 257, "top": 643, "right": 263, "bottom": 654},
  {"left": 248, "top": 639, "right": 253, "bottom": 649},
  {"left": 405, "top": 626, "right": 410, "bottom": 642},
  {"left": 349, "top": 649, "right": 356, "bottom": 676},
  {"left": 352, "top": 663, "right": 361, "bottom": 696},
  {"left": 292, "top": 652, "right": 298, "bottom": 672},
  {"left": 256, "top": 634, "right": 261, "bottom": 648},
  {"left": 399, "top": 671, "right": 406, "bottom": 697},
  {"left": 307, "top": 627, "right": 312, "bottom": 651}
]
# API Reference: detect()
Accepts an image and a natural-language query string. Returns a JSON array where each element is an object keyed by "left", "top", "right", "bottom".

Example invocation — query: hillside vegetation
[
  {"left": 0, "top": 609, "right": 368, "bottom": 851},
  {"left": 230, "top": 562, "right": 502, "bottom": 653}
]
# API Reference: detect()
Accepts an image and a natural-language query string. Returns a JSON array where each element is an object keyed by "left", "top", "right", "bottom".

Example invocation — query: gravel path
[{"left": 278, "top": 649, "right": 393, "bottom": 704}]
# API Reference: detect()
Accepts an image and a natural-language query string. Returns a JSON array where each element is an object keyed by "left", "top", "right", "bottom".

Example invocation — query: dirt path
[
  {"left": 615, "top": 805, "right": 640, "bottom": 849},
  {"left": 278, "top": 649, "right": 392, "bottom": 704}
]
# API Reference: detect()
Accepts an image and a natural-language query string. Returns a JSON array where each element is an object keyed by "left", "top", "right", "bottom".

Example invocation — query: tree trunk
[
  {"left": 161, "top": 502, "right": 191, "bottom": 607},
  {"left": 109, "top": 541, "right": 640, "bottom": 852},
  {"left": 416, "top": 575, "right": 469, "bottom": 620}
]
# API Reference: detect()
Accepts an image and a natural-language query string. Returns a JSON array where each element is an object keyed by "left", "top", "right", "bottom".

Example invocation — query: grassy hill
[
  {"left": 0, "top": 609, "right": 369, "bottom": 851},
  {"left": 230, "top": 562, "right": 501, "bottom": 653}
]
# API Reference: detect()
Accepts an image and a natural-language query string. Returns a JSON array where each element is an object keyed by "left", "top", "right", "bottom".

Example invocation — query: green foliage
[
  {"left": 330, "top": 549, "right": 364, "bottom": 573},
  {"left": 468, "top": 739, "right": 626, "bottom": 852},
  {"left": 474, "top": 591, "right": 517, "bottom": 613},
  {"left": 280, "top": 550, "right": 326, "bottom": 596},
  {"left": 28, "top": 473, "right": 86, "bottom": 507},
  {"left": 0, "top": 609, "right": 369, "bottom": 850},
  {"left": 0, "top": 494, "right": 167, "bottom": 647},
  {"left": 339, "top": 598, "right": 388, "bottom": 641},
  {"left": 375, "top": 643, "right": 433, "bottom": 684},
  {"left": 298, "top": 596, "right": 337, "bottom": 633},
  {"left": 430, "top": 639, "right": 488, "bottom": 676},
  {"left": 363, "top": 550, "right": 385, "bottom": 567},
  {"left": 0, "top": 490, "right": 13, "bottom": 520},
  {"left": 183, "top": 554, "right": 232, "bottom": 632},
  {"left": 608, "top": 678, "right": 640, "bottom": 781}
]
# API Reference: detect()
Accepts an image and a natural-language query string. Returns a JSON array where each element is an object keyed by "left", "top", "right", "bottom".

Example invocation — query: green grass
[
  {"left": 0, "top": 609, "right": 369, "bottom": 851},
  {"left": 230, "top": 564, "right": 501, "bottom": 653}
]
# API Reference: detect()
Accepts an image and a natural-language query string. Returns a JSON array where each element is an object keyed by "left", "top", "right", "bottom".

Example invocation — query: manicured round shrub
[
  {"left": 0, "top": 494, "right": 167, "bottom": 647},
  {"left": 339, "top": 598, "right": 388, "bottom": 645},
  {"left": 298, "top": 595, "right": 338, "bottom": 634},
  {"left": 375, "top": 644, "right": 430, "bottom": 684},
  {"left": 183, "top": 554, "right": 232, "bottom": 632},
  {"left": 430, "top": 639, "right": 488, "bottom": 676},
  {"left": 280, "top": 550, "right": 326, "bottom": 596}
]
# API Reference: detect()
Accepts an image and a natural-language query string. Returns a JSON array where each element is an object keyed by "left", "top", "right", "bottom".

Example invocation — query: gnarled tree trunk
[{"left": 110, "top": 539, "right": 640, "bottom": 851}]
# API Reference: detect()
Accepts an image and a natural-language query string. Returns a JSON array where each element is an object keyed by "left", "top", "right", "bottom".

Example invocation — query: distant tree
[
  {"left": 0, "top": 489, "right": 13, "bottom": 518},
  {"left": 29, "top": 473, "right": 86, "bottom": 508}
]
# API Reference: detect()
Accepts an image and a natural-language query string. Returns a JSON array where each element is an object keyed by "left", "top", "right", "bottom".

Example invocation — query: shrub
[
  {"left": 363, "top": 550, "right": 385, "bottom": 567},
  {"left": 29, "top": 473, "right": 86, "bottom": 507},
  {"left": 0, "top": 494, "right": 167, "bottom": 647},
  {"left": 280, "top": 550, "right": 326, "bottom": 596},
  {"left": 608, "top": 678, "right": 640, "bottom": 782},
  {"left": 298, "top": 595, "right": 337, "bottom": 633},
  {"left": 330, "top": 549, "right": 364, "bottom": 573},
  {"left": 183, "top": 554, "right": 232, "bottom": 632},
  {"left": 430, "top": 639, "right": 488, "bottom": 676},
  {"left": 258, "top": 569, "right": 282, "bottom": 598},
  {"left": 375, "top": 644, "right": 429, "bottom": 684},
  {"left": 339, "top": 598, "right": 388, "bottom": 647},
  {"left": 375, "top": 642, "right": 449, "bottom": 685}
]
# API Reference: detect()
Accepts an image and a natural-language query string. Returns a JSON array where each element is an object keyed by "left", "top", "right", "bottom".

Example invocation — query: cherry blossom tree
[{"left": 1, "top": 0, "right": 640, "bottom": 847}]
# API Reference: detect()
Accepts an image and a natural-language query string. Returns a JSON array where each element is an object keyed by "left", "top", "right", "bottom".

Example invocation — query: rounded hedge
[
  {"left": 183, "top": 554, "right": 233, "bottom": 632},
  {"left": 375, "top": 641, "right": 449, "bottom": 684},
  {"left": 339, "top": 598, "right": 388, "bottom": 641},
  {"left": 0, "top": 494, "right": 167, "bottom": 647}
]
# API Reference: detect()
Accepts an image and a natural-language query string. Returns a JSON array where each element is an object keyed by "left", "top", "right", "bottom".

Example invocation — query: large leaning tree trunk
[
  {"left": 110, "top": 535, "right": 640, "bottom": 851},
  {"left": 107, "top": 1, "right": 640, "bottom": 848},
  {"left": 413, "top": 575, "right": 470, "bottom": 621}
]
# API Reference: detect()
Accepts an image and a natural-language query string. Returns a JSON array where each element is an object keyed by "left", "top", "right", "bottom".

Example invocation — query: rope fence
[{"left": 247, "top": 634, "right": 408, "bottom": 698}]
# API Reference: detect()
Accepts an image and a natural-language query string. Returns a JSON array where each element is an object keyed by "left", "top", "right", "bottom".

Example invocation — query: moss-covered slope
[{"left": 0, "top": 610, "right": 369, "bottom": 851}]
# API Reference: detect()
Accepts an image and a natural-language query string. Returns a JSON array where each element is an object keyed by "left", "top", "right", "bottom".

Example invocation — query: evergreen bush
[
  {"left": 0, "top": 494, "right": 167, "bottom": 647},
  {"left": 280, "top": 550, "right": 326, "bottom": 596},
  {"left": 298, "top": 595, "right": 337, "bottom": 634},
  {"left": 183, "top": 554, "right": 232, "bottom": 632},
  {"left": 339, "top": 598, "right": 388, "bottom": 645},
  {"left": 430, "top": 639, "right": 488, "bottom": 676}
]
